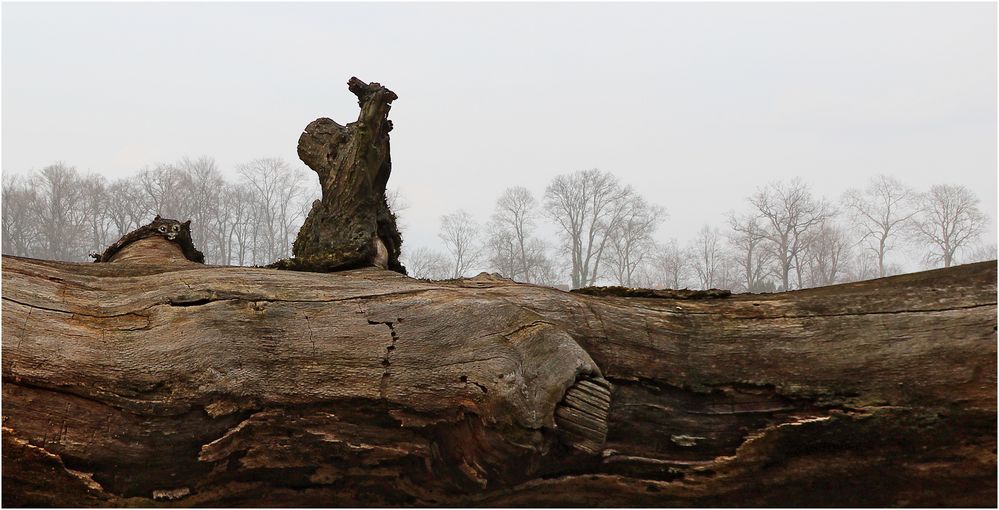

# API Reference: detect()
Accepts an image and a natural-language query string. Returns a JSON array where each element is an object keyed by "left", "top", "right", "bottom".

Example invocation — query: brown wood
[
  {"left": 2, "top": 255, "right": 995, "bottom": 506},
  {"left": 94, "top": 217, "right": 205, "bottom": 265},
  {"left": 102, "top": 237, "right": 199, "bottom": 265},
  {"left": 273, "top": 77, "right": 405, "bottom": 274}
]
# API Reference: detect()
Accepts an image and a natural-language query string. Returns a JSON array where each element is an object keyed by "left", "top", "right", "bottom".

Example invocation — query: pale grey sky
[{"left": 3, "top": 2, "right": 996, "bottom": 262}]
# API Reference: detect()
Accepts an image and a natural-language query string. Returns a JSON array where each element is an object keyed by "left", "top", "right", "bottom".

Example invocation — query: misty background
[{"left": 2, "top": 2, "right": 996, "bottom": 289}]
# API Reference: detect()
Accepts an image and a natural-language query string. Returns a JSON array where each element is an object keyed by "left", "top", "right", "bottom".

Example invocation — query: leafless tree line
[
  {"left": 2, "top": 158, "right": 318, "bottom": 265},
  {"left": 2, "top": 162, "right": 992, "bottom": 290},
  {"left": 405, "top": 170, "right": 995, "bottom": 291}
]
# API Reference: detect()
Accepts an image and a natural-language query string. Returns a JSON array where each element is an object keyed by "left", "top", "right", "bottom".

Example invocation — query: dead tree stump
[{"left": 271, "top": 77, "right": 405, "bottom": 274}]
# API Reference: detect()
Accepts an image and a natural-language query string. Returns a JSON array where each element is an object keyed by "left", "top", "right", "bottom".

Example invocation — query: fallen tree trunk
[{"left": 2, "top": 255, "right": 995, "bottom": 506}]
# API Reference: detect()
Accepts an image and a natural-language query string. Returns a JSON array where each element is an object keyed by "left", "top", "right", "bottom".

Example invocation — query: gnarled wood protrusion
[
  {"left": 555, "top": 377, "right": 612, "bottom": 454},
  {"left": 92, "top": 216, "right": 204, "bottom": 264},
  {"left": 272, "top": 77, "right": 404, "bottom": 274}
]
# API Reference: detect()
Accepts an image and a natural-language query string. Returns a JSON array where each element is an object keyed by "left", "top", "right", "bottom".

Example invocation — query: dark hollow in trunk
[{"left": 1, "top": 256, "right": 995, "bottom": 506}]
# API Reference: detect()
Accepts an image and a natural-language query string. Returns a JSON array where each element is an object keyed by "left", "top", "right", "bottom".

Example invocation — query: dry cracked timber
[{"left": 2, "top": 255, "right": 995, "bottom": 506}]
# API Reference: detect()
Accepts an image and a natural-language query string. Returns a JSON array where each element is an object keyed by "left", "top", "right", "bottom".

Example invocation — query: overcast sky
[{"left": 3, "top": 2, "right": 996, "bottom": 262}]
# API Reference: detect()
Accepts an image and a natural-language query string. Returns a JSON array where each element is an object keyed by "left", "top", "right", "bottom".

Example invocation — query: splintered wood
[{"left": 556, "top": 377, "right": 612, "bottom": 454}]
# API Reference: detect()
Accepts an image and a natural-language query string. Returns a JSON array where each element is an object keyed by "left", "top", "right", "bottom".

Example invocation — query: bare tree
[
  {"left": 178, "top": 156, "right": 225, "bottom": 259},
  {"left": 4, "top": 157, "right": 309, "bottom": 267},
  {"left": 30, "top": 163, "right": 88, "bottom": 261},
  {"left": 714, "top": 251, "right": 741, "bottom": 292},
  {"left": 78, "top": 174, "right": 116, "bottom": 256},
  {"left": 726, "top": 211, "right": 773, "bottom": 293},
  {"left": 403, "top": 246, "right": 451, "bottom": 280},
  {"left": 485, "top": 187, "right": 562, "bottom": 285},
  {"left": 965, "top": 242, "right": 997, "bottom": 264},
  {"left": 644, "top": 239, "right": 690, "bottom": 289},
  {"left": 527, "top": 251, "right": 564, "bottom": 288},
  {"left": 2, "top": 174, "right": 40, "bottom": 257},
  {"left": 689, "top": 224, "right": 723, "bottom": 290},
  {"left": 490, "top": 187, "right": 542, "bottom": 282},
  {"left": 842, "top": 253, "right": 879, "bottom": 283},
  {"left": 841, "top": 251, "right": 904, "bottom": 283},
  {"left": 544, "top": 169, "right": 632, "bottom": 288},
  {"left": 802, "top": 222, "right": 852, "bottom": 287},
  {"left": 439, "top": 210, "right": 481, "bottom": 279},
  {"left": 749, "top": 178, "right": 832, "bottom": 291},
  {"left": 134, "top": 163, "right": 194, "bottom": 220},
  {"left": 841, "top": 175, "right": 917, "bottom": 278},
  {"left": 205, "top": 187, "right": 234, "bottom": 265},
  {"left": 911, "top": 184, "right": 986, "bottom": 268},
  {"left": 238, "top": 158, "right": 308, "bottom": 264},
  {"left": 105, "top": 177, "right": 147, "bottom": 241},
  {"left": 224, "top": 184, "right": 257, "bottom": 266},
  {"left": 605, "top": 196, "right": 665, "bottom": 287},
  {"left": 484, "top": 226, "right": 519, "bottom": 279}
]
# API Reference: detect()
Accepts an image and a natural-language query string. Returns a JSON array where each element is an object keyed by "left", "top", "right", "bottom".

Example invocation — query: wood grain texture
[
  {"left": 2, "top": 255, "right": 995, "bottom": 506},
  {"left": 104, "top": 237, "right": 200, "bottom": 265},
  {"left": 278, "top": 77, "right": 405, "bottom": 274}
]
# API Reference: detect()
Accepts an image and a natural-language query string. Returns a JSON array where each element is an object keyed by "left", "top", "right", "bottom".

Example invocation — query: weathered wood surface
[
  {"left": 100, "top": 237, "right": 201, "bottom": 266},
  {"left": 2, "top": 255, "right": 995, "bottom": 506},
  {"left": 279, "top": 77, "right": 405, "bottom": 274}
]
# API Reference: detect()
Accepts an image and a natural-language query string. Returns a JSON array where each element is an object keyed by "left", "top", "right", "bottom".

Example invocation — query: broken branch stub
[{"left": 275, "top": 77, "right": 405, "bottom": 274}]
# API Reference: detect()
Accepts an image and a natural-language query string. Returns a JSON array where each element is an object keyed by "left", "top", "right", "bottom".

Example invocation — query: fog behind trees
[
  {"left": 3, "top": 159, "right": 994, "bottom": 291},
  {"left": 2, "top": 158, "right": 316, "bottom": 268},
  {"left": 4, "top": 3, "right": 994, "bottom": 290}
]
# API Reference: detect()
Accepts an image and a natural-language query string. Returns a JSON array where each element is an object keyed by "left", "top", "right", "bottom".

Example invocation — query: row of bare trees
[
  {"left": 2, "top": 158, "right": 317, "bottom": 265},
  {"left": 2, "top": 162, "right": 992, "bottom": 290},
  {"left": 404, "top": 170, "right": 993, "bottom": 291}
]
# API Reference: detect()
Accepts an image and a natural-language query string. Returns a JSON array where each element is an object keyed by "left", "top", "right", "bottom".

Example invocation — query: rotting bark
[
  {"left": 270, "top": 77, "right": 405, "bottom": 274},
  {"left": 2, "top": 255, "right": 996, "bottom": 507}
]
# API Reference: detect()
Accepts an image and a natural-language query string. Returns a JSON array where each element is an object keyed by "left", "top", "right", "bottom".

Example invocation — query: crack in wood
[
  {"left": 368, "top": 320, "right": 399, "bottom": 400},
  {"left": 168, "top": 297, "right": 217, "bottom": 307},
  {"left": 3, "top": 296, "right": 152, "bottom": 325},
  {"left": 3, "top": 379, "right": 192, "bottom": 417},
  {"left": 3, "top": 284, "right": 446, "bottom": 318},
  {"left": 304, "top": 314, "right": 316, "bottom": 357},
  {"left": 426, "top": 355, "right": 512, "bottom": 371},
  {"left": 500, "top": 320, "right": 555, "bottom": 341},
  {"left": 602, "top": 453, "right": 710, "bottom": 467},
  {"left": 16, "top": 307, "right": 32, "bottom": 351}
]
